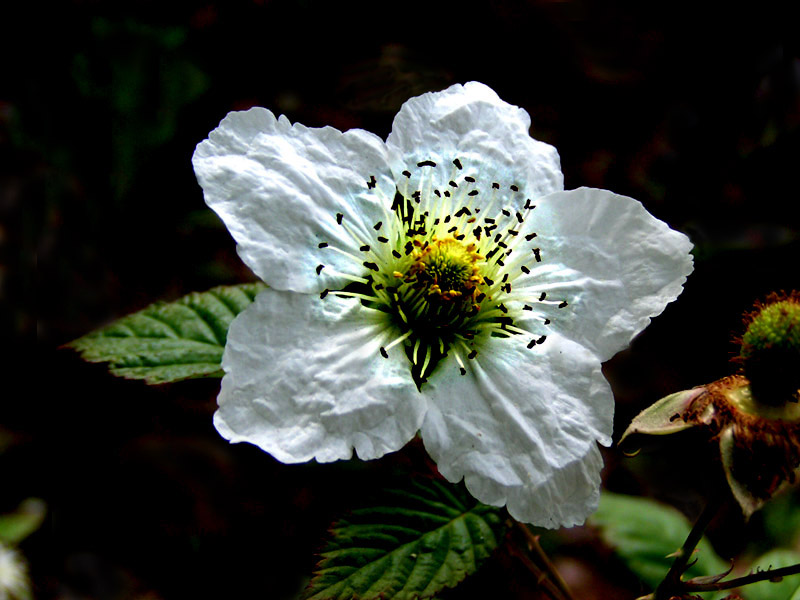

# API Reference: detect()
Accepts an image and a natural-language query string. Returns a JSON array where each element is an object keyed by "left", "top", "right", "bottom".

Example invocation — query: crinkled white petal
[
  {"left": 512, "top": 187, "right": 694, "bottom": 361},
  {"left": 386, "top": 82, "right": 563, "bottom": 204},
  {"left": 214, "top": 289, "right": 425, "bottom": 463},
  {"left": 420, "top": 332, "right": 612, "bottom": 528},
  {"left": 193, "top": 108, "right": 397, "bottom": 292}
]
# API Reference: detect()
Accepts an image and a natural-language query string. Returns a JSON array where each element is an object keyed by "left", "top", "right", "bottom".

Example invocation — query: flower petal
[
  {"left": 193, "top": 108, "right": 397, "bottom": 292},
  {"left": 513, "top": 187, "right": 694, "bottom": 361},
  {"left": 386, "top": 82, "right": 563, "bottom": 206},
  {"left": 421, "top": 332, "right": 612, "bottom": 528},
  {"left": 214, "top": 289, "right": 425, "bottom": 463}
]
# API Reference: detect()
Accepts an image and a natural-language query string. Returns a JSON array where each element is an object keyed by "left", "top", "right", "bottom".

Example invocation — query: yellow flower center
[{"left": 408, "top": 237, "right": 484, "bottom": 304}]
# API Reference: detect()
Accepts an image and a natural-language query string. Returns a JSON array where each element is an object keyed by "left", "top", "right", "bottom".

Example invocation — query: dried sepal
[
  {"left": 620, "top": 375, "right": 800, "bottom": 518},
  {"left": 619, "top": 388, "right": 710, "bottom": 450}
]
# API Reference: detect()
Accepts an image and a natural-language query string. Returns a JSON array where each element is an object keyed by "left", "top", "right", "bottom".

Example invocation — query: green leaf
[
  {"left": 589, "top": 492, "right": 727, "bottom": 591},
  {"left": 301, "top": 478, "right": 507, "bottom": 600},
  {"left": 66, "top": 283, "right": 265, "bottom": 384},
  {"left": 760, "top": 490, "right": 800, "bottom": 549},
  {"left": 0, "top": 498, "right": 46, "bottom": 544},
  {"left": 740, "top": 549, "right": 800, "bottom": 600}
]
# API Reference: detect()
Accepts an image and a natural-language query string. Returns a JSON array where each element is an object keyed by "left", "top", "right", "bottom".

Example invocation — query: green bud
[{"left": 738, "top": 292, "right": 800, "bottom": 406}]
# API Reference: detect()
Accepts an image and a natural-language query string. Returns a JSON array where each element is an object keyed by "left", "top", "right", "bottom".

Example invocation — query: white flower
[
  {"left": 0, "top": 543, "right": 30, "bottom": 600},
  {"left": 193, "top": 82, "right": 694, "bottom": 528}
]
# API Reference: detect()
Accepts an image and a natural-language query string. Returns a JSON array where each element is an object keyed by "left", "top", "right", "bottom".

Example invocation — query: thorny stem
[
  {"left": 650, "top": 491, "right": 799, "bottom": 598},
  {"left": 654, "top": 493, "right": 724, "bottom": 600},
  {"left": 685, "top": 562, "right": 800, "bottom": 593},
  {"left": 507, "top": 520, "right": 576, "bottom": 600},
  {"left": 637, "top": 563, "right": 800, "bottom": 599}
]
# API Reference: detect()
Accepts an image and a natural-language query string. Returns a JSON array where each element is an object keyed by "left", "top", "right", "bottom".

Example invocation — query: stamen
[
  {"left": 420, "top": 344, "right": 433, "bottom": 377},
  {"left": 397, "top": 305, "right": 408, "bottom": 323},
  {"left": 453, "top": 351, "right": 467, "bottom": 376},
  {"left": 324, "top": 269, "right": 370, "bottom": 285},
  {"left": 385, "top": 330, "right": 412, "bottom": 351},
  {"left": 333, "top": 291, "right": 381, "bottom": 303},
  {"left": 327, "top": 245, "right": 368, "bottom": 265}
]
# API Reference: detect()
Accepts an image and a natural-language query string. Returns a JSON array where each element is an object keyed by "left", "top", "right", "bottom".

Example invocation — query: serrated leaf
[
  {"left": 67, "top": 283, "right": 265, "bottom": 384},
  {"left": 589, "top": 492, "right": 727, "bottom": 592},
  {"left": 0, "top": 499, "right": 46, "bottom": 544},
  {"left": 302, "top": 478, "right": 507, "bottom": 600}
]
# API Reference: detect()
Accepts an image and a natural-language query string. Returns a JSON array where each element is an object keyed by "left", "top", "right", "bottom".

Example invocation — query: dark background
[{"left": 11, "top": 0, "right": 800, "bottom": 598}]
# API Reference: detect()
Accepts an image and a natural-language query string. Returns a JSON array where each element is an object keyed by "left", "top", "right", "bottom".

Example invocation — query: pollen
[{"left": 408, "top": 236, "right": 484, "bottom": 303}]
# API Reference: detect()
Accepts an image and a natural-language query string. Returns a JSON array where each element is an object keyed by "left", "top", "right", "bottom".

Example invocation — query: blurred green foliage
[
  {"left": 590, "top": 492, "right": 727, "bottom": 593},
  {"left": 71, "top": 17, "right": 209, "bottom": 204}
]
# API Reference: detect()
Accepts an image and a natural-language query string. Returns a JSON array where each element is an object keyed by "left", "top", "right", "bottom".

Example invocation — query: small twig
[
  {"left": 515, "top": 521, "right": 576, "bottom": 600},
  {"left": 506, "top": 541, "right": 569, "bottom": 600},
  {"left": 684, "top": 562, "right": 800, "bottom": 592}
]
